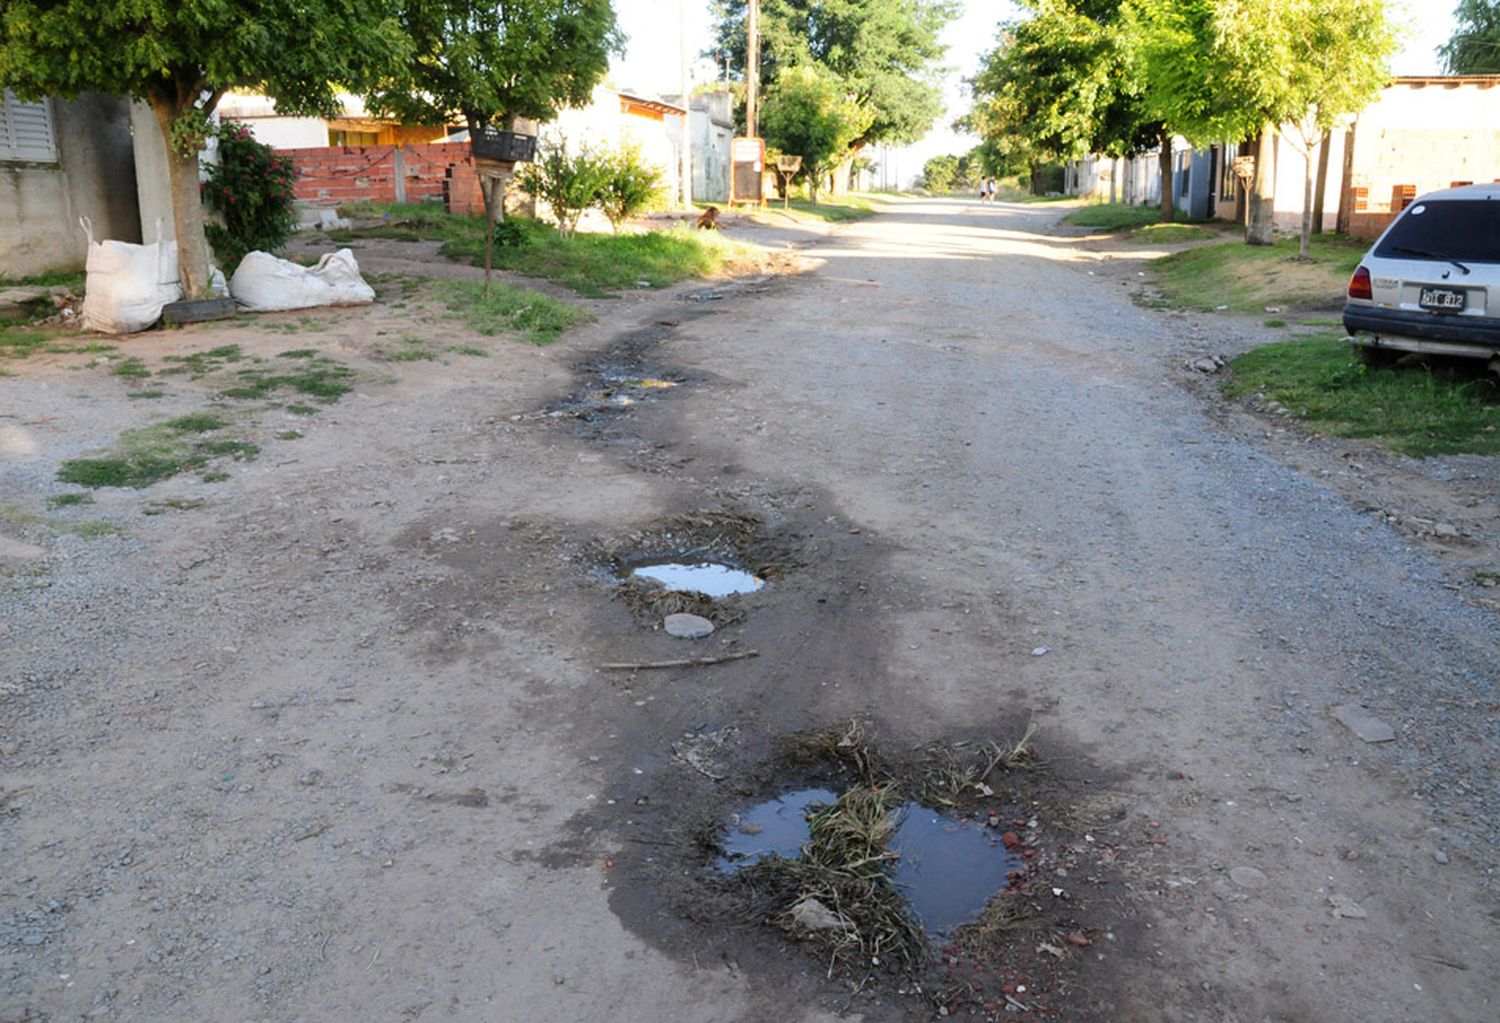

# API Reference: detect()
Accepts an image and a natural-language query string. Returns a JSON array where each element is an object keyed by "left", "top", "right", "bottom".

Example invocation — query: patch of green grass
[
  {"left": 1152, "top": 233, "right": 1366, "bottom": 314},
  {"left": 47, "top": 492, "right": 93, "bottom": 509},
  {"left": 446, "top": 344, "right": 489, "bottom": 357},
  {"left": 1264, "top": 318, "right": 1287, "bottom": 328},
  {"left": 374, "top": 334, "right": 439, "bottom": 362},
  {"left": 430, "top": 279, "right": 592, "bottom": 345},
  {"left": 279, "top": 348, "right": 318, "bottom": 359},
  {"left": 44, "top": 341, "right": 116, "bottom": 355},
  {"left": 143, "top": 498, "right": 206, "bottom": 516},
  {"left": 285, "top": 404, "right": 319, "bottom": 415},
  {"left": 1298, "top": 318, "right": 1343, "bottom": 327},
  {"left": 218, "top": 356, "right": 354, "bottom": 402},
  {"left": 57, "top": 418, "right": 261, "bottom": 489},
  {"left": 125, "top": 389, "right": 167, "bottom": 400},
  {"left": 0, "top": 269, "right": 85, "bottom": 291},
  {"left": 1223, "top": 335, "right": 1500, "bottom": 457},
  {"left": 67, "top": 521, "right": 124, "bottom": 539},
  {"left": 1473, "top": 570, "right": 1500, "bottom": 588},
  {"left": 163, "top": 412, "right": 229, "bottom": 433},
  {"left": 276, "top": 429, "right": 304, "bottom": 440},
  {"left": 1129, "top": 223, "right": 1216, "bottom": 244},
  {"left": 109, "top": 357, "right": 151, "bottom": 379},
  {"left": 0, "top": 330, "right": 49, "bottom": 359},
  {"left": 160, "top": 344, "right": 245, "bottom": 377},
  {"left": 1063, "top": 203, "right": 1188, "bottom": 230},
  {"left": 200, "top": 470, "right": 231, "bottom": 483},
  {"left": 757, "top": 193, "right": 878, "bottom": 224}
]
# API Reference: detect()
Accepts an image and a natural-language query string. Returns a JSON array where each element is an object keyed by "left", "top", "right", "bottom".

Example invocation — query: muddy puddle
[
  {"left": 626, "top": 559, "right": 765, "bottom": 598},
  {"left": 718, "top": 788, "right": 1022, "bottom": 936}
]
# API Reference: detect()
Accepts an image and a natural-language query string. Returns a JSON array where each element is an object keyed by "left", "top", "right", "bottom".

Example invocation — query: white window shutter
[{"left": 0, "top": 90, "right": 58, "bottom": 163}]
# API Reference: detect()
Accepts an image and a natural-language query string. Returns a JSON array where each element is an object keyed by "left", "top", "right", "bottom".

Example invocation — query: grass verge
[
  {"left": 1223, "top": 335, "right": 1500, "bottom": 456},
  {"left": 1150, "top": 233, "right": 1365, "bottom": 313},
  {"left": 753, "top": 193, "right": 878, "bottom": 224},
  {"left": 1062, "top": 203, "right": 1188, "bottom": 230},
  {"left": 429, "top": 279, "right": 592, "bottom": 345},
  {"left": 1129, "top": 222, "right": 1217, "bottom": 244},
  {"left": 330, "top": 204, "right": 757, "bottom": 297}
]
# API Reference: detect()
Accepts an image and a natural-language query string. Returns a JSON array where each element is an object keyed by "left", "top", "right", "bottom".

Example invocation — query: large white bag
[
  {"left": 229, "top": 249, "right": 375, "bottom": 312},
  {"left": 79, "top": 217, "right": 184, "bottom": 334}
]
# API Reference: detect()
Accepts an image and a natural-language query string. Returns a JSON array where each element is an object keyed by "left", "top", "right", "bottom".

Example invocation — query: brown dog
[{"left": 695, "top": 205, "right": 720, "bottom": 231}]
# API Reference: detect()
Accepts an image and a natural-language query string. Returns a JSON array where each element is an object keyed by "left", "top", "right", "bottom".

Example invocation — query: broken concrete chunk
[
  {"left": 1331, "top": 704, "right": 1396, "bottom": 743},
  {"left": 790, "top": 897, "right": 853, "bottom": 932}
]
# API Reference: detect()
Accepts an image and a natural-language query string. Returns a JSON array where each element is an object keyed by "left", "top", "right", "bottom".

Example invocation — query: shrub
[
  {"left": 203, "top": 121, "right": 298, "bottom": 271},
  {"left": 517, "top": 138, "right": 611, "bottom": 238},
  {"left": 596, "top": 147, "right": 666, "bottom": 233}
]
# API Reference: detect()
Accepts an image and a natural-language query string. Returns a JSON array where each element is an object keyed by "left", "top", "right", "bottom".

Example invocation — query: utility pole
[
  {"left": 679, "top": 0, "right": 693, "bottom": 209},
  {"left": 746, "top": 0, "right": 760, "bottom": 137}
]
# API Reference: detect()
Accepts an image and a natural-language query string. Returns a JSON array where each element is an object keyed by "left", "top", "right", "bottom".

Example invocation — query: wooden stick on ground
[{"left": 600, "top": 650, "right": 760, "bottom": 671}]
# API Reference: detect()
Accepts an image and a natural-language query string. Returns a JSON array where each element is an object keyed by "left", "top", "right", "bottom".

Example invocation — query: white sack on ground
[
  {"left": 229, "top": 249, "right": 375, "bottom": 312},
  {"left": 79, "top": 217, "right": 183, "bottom": 334}
]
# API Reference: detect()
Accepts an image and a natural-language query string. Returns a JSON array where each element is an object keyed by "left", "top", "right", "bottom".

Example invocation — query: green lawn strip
[
  {"left": 1151, "top": 234, "right": 1365, "bottom": 314},
  {"left": 429, "top": 279, "right": 592, "bottom": 345},
  {"left": 1128, "top": 223, "right": 1217, "bottom": 244},
  {"left": 755, "top": 193, "right": 878, "bottom": 224},
  {"left": 0, "top": 269, "right": 85, "bottom": 291},
  {"left": 441, "top": 221, "right": 748, "bottom": 297},
  {"left": 1062, "top": 203, "right": 1190, "bottom": 230},
  {"left": 1223, "top": 335, "right": 1500, "bottom": 457},
  {"left": 57, "top": 413, "right": 261, "bottom": 489},
  {"left": 0, "top": 330, "right": 49, "bottom": 359}
]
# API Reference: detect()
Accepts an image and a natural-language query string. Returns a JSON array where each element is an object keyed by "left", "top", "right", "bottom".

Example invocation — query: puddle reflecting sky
[
  {"left": 718, "top": 790, "right": 1023, "bottom": 936},
  {"left": 629, "top": 560, "right": 764, "bottom": 598}
]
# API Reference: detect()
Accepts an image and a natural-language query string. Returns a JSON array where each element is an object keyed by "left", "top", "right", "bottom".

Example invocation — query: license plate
[{"left": 1419, "top": 287, "right": 1465, "bottom": 312}]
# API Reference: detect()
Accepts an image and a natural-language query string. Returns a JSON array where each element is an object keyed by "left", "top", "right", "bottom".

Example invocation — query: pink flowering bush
[{"left": 203, "top": 121, "right": 298, "bottom": 270}]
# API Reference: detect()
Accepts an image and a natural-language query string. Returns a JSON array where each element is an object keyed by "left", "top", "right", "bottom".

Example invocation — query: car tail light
[{"left": 1348, "top": 266, "right": 1373, "bottom": 300}]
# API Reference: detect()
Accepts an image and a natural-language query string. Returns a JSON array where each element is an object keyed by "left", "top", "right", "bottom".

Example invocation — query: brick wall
[{"left": 282, "top": 142, "right": 488, "bottom": 214}]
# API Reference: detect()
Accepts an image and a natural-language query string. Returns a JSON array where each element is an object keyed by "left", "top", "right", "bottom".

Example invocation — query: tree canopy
[
  {"left": 760, "top": 65, "right": 873, "bottom": 201},
  {"left": 0, "top": 0, "right": 409, "bottom": 296},
  {"left": 711, "top": 0, "right": 957, "bottom": 149},
  {"left": 1441, "top": 0, "right": 1500, "bottom": 73},
  {"left": 365, "top": 1, "right": 623, "bottom": 131}
]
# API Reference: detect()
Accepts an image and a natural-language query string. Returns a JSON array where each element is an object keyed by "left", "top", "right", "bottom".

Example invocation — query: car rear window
[{"left": 1374, "top": 199, "right": 1500, "bottom": 263}]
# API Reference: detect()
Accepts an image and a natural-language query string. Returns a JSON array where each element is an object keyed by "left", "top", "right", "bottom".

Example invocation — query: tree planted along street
[
  {"left": 1132, "top": 0, "right": 1395, "bottom": 252},
  {"left": 711, "top": 0, "right": 957, "bottom": 170},
  {"left": 0, "top": 1, "right": 409, "bottom": 298},
  {"left": 760, "top": 65, "right": 873, "bottom": 203},
  {"left": 365, "top": 0, "right": 624, "bottom": 221},
  {"left": 1441, "top": 0, "right": 1500, "bottom": 73}
]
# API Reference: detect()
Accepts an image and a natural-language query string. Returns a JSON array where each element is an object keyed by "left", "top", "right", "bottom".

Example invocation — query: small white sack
[
  {"left": 229, "top": 249, "right": 375, "bottom": 312},
  {"left": 79, "top": 217, "right": 184, "bottom": 334}
]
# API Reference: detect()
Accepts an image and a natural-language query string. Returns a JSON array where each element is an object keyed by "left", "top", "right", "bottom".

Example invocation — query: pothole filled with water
[
  {"left": 626, "top": 559, "right": 765, "bottom": 598},
  {"left": 718, "top": 788, "right": 1022, "bottom": 936}
]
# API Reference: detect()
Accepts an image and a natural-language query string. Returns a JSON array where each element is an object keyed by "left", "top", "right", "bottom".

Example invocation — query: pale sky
[{"left": 610, "top": 0, "right": 1460, "bottom": 183}]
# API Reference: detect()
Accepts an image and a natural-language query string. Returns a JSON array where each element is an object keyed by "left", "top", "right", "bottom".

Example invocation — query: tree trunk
[
  {"left": 1158, "top": 131, "right": 1175, "bottom": 223},
  {"left": 1247, "top": 129, "right": 1277, "bottom": 246},
  {"left": 1029, "top": 160, "right": 1043, "bottom": 196},
  {"left": 1298, "top": 144, "right": 1315, "bottom": 260},
  {"left": 149, "top": 95, "right": 214, "bottom": 298},
  {"left": 1310, "top": 132, "right": 1331, "bottom": 235}
]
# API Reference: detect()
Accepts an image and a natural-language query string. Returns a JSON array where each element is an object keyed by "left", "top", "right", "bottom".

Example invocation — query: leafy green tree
[
  {"left": 711, "top": 0, "right": 957, "bottom": 151},
  {"left": 1133, "top": 0, "right": 1396, "bottom": 252},
  {"left": 1441, "top": 0, "right": 1500, "bottom": 73},
  {"left": 922, "top": 154, "right": 960, "bottom": 192},
  {"left": 366, "top": 1, "right": 624, "bottom": 220},
  {"left": 595, "top": 147, "right": 665, "bottom": 233},
  {"left": 761, "top": 65, "right": 873, "bottom": 203},
  {"left": 0, "top": 1, "right": 407, "bottom": 297},
  {"left": 969, "top": 2, "right": 1163, "bottom": 207},
  {"left": 517, "top": 138, "right": 611, "bottom": 238}
]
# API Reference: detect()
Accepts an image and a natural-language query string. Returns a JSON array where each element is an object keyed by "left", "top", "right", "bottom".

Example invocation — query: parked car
[{"left": 1342, "top": 183, "right": 1500, "bottom": 368}]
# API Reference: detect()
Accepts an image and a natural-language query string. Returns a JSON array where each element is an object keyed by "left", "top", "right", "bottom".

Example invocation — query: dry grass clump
[
  {"left": 775, "top": 719, "right": 882, "bottom": 782},
  {"left": 739, "top": 786, "right": 926, "bottom": 976},
  {"left": 912, "top": 721, "right": 1039, "bottom": 808}
]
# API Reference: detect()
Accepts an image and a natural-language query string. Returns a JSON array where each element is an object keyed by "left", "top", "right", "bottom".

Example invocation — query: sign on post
[{"left": 731, "top": 137, "right": 765, "bottom": 208}]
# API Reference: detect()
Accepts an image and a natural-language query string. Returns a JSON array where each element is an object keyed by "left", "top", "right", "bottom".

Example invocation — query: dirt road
[{"left": 3, "top": 197, "right": 1497, "bottom": 1022}]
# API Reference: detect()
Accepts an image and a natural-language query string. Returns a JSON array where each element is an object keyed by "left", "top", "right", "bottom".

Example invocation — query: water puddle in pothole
[
  {"left": 627, "top": 560, "right": 764, "bottom": 598},
  {"left": 718, "top": 789, "right": 1023, "bottom": 936}
]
